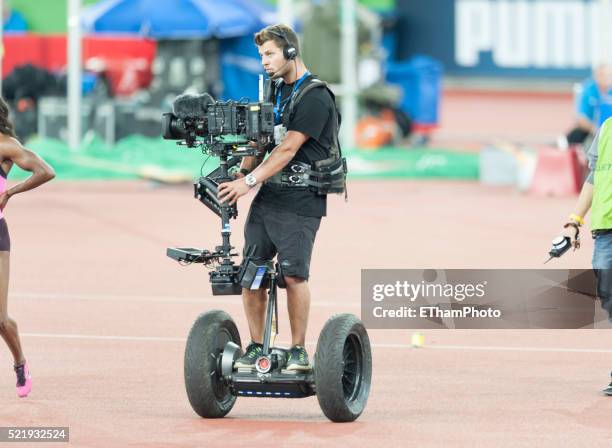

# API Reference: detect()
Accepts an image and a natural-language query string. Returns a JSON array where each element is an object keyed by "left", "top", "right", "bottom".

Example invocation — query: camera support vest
[{"left": 265, "top": 76, "right": 348, "bottom": 199}]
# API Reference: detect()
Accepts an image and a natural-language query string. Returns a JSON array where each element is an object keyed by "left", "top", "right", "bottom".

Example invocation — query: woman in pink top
[{"left": 0, "top": 97, "right": 55, "bottom": 398}]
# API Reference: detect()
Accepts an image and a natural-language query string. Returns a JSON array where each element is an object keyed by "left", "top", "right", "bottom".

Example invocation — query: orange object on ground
[{"left": 355, "top": 116, "right": 394, "bottom": 149}]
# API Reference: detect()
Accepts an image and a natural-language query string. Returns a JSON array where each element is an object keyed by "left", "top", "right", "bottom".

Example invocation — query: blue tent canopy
[
  {"left": 81, "top": 0, "right": 264, "bottom": 39},
  {"left": 82, "top": 0, "right": 280, "bottom": 99}
]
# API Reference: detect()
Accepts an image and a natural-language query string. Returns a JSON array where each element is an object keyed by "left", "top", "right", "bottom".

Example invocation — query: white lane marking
[
  {"left": 20, "top": 333, "right": 612, "bottom": 353},
  {"left": 427, "top": 344, "right": 612, "bottom": 354},
  {"left": 22, "top": 333, "right": 185, "bottom": 342},
  {"left": 10, "top": 292, "right": 359, "bottom": 308}
]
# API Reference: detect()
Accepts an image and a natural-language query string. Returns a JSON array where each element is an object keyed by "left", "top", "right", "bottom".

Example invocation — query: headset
[{"left": 268, "top": 28, "right": 298, "bottom": 61}]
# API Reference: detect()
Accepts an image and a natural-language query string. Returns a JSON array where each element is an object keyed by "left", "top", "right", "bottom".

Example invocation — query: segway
[
  {"left": 180, "top": 261, "right": 372, "bottom": 422},
  {"left": 166, "top": 144, "right": 372, "bottom": 422}
]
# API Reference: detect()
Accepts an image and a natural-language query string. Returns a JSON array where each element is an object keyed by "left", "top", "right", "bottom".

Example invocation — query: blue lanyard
[{"left": 274, "top": 71, "right": 310, "bottom": 124}]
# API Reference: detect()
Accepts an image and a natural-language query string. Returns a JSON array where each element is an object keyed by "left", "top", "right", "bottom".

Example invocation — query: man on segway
[{"left": 217, "top": 24, "right": 344, "bottom": 372}]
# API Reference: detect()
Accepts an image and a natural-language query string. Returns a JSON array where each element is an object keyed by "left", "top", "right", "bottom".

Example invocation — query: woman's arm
[{"left": 0, "top": 138, "right": 55, "bottom": 210}]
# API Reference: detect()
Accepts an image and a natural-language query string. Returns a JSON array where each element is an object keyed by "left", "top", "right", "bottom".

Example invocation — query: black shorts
[
  {"left": 0, "top": 218, "right": 10, "bottom": 252},
  {"left": 243, "top": 202, "right": 321, "bottom": 280}
]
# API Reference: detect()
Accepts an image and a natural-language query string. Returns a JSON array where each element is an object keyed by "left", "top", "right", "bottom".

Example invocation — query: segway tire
[
  {"left": 184, "top": 310, "right": 241, "bottom": 418},
  {"left": 314, "top": 313, "right": 372, "bottom": 422}
]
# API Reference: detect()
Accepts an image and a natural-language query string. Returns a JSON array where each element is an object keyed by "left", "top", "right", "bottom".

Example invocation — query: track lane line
[
  {"left": 20, "top": 333, "right": 612, "bottom": 353},
  {"left": 11, "top": 292, "right": 359, "bottom": 308}
]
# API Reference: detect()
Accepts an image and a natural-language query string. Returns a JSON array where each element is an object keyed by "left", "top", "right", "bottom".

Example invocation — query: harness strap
[{"left": 265, "top": 76, "right": 348, "bottom": 201}]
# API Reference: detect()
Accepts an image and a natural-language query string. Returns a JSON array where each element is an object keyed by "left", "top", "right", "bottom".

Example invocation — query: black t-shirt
[{"left": 255, "top": 76, "right": 336, "bottom": 218}]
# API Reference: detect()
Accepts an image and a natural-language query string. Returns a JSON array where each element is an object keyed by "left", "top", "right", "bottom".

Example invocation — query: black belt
[
  {"left": 592, "top": 229, "right": 612, "bottom": 238},
  {"left": 265, "top": 159, "right": 347, "bottom": 200},
  {"left": 265, "top": 161, "right": 320, "bottom": 188}
]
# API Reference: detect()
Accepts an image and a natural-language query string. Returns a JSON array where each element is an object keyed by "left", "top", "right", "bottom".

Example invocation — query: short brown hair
[{"left": 254, "top": 24, "right": 300, "bottom": 57}]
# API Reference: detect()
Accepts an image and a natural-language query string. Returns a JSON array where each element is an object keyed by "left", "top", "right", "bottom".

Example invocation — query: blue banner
[{"left": 396, "top": 0, "right": 607, "bottom": 78}]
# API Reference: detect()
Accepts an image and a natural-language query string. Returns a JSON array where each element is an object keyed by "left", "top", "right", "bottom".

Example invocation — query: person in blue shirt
[{"left": 566, "top": 65, "right": 612, "bottom": 145}]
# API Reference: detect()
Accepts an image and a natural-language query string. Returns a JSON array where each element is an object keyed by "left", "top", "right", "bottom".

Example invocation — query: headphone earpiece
[
  {"left": 284, "top": 45, "right": 297, "bottom": 60},
  {"left": 269, "top": 28, "right": 298, "bottom": 61}
]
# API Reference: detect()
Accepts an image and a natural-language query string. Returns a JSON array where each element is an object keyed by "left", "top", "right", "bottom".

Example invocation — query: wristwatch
[{"left": 245, "top": 173, "right": 257, "bottom": 188}]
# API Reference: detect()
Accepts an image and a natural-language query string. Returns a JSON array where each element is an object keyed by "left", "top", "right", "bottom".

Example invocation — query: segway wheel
[
  {"left": 314, "top": 313, "right": 372, "bottom": 422},
  {"left": 184, "top": 310, "right": 241, "bottom": 418}
]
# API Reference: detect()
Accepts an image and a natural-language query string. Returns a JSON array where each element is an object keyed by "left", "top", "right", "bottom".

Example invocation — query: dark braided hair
[{"left": 0, "top": 97, "right": 17, "bottom": 139}]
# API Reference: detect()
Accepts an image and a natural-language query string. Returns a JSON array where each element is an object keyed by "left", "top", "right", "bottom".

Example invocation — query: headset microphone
[{"left": 269, "top": 58, "right": 292, "bottom": 80}]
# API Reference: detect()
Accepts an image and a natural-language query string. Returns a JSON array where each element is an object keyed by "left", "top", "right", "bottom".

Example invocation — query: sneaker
[
  {"left": 604, "top": 372, "right": 612, "bottom": 396},
  {"left": 14, "top": 361, "right": 32, "bottom": 398},
  {"left": 234, "top": 342, "right": 263, "bottom": 369},
  {"left": 285, "top": 345, "right": 311, "bottom": 372}
]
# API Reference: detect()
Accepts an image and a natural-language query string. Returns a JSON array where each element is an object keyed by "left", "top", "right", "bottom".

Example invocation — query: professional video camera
[
  {"left": 163, "top": 92, "right": 276, "bottom": 295},
  {"left": 162, "top": 92, "right": 275, "bottom": 148}
]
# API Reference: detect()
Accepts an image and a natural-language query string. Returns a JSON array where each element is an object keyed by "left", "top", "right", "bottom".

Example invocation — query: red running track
[{"left": 0, "top": 180, "right": 609, "bottom": 447}]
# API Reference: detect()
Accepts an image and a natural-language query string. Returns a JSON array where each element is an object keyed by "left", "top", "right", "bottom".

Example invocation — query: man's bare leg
[
  {"left": 242, "top": 276, "right": 311, "bottom": 346},
  {"left": 241, "top": 288, "right": 267, "bottom": 343},
  {"left": 284, "top": 276, "right": 310, "bottom": 347}
]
